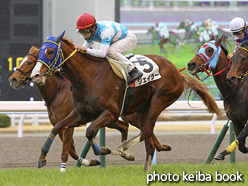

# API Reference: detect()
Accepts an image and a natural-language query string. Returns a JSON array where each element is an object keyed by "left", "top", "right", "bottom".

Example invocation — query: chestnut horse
[
  {"left": 10, "top": 46, "right": 176, "bottom": 172},
  {"left": 30, "top": 31, "right": 221, "bottom": 171},
  {"left": 8, "top": 46, "right": 129, "bottom": 172},
  {"left": 187, "top": 37, "right": 248, "bottom": 161}
]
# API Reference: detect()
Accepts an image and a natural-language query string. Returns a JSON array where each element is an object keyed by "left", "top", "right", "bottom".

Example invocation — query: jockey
[
  {"left": 155, "top": 22, "right": 169, "bottom": 39},
  {"left": 74, "top": 13, "right": 143, "bottom": 85},
  {"left": 196, "top": 26, "right": 210, "bottom": 43},
  {"left": 204, "top": 18, "right": 218, "bottom": 37},
  {"left": 186, "top": 19, "right": 198, "bottom": 31},
  {"left": 228, "top": 17, "right": 248, "bottom": 59}
]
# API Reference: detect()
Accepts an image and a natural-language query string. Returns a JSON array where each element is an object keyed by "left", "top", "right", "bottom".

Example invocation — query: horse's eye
[
  {"left": 28, "top": 62, "right": 32, "bottom": 65},
  {"left": 241, "top": 57, "right": 246, "bottom": 62},
  {"left": 48, "top": 50, "right": 54, "bottom": 55},
  {"left": 208, "top": 49, "right": 213, "bottom": 53}
]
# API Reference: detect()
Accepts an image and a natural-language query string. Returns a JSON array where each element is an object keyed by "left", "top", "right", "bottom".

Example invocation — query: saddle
[{"left": 106, "top": 53, "right": 161, "bottom": 87}]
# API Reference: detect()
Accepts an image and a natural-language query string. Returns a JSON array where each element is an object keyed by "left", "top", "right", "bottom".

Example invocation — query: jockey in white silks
[
  {"left": 204, "top": 18, "right": 219, "bottom": 37},
  {"left": 196, "top": 26, "right": 210, "bottom": 43},
  {"left": 155, "top": 22, "right": 170, "bottom": 39}
]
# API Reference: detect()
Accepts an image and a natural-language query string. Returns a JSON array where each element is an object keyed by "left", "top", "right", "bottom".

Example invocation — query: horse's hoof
[
  {"left": 89, "top": 159, "right": 101, "bottom": 166},
  {"left": 161, "top": 144, "right": 172, "bottom": 151},
  {"left": 214, "top": 153, "right": 225, "bottom": 161},
  {"left": 37, "top": 160, "right": 47, "bottom": 168},
  {"left": 166, "top": 145, "right": 172, "bottom": 151},
  {"left": 112, "top": 148, "right": 135, "bottom": 161},
  {"left": 120, "top": 151, "right": 135, "bottom": 161},
  {"left": 100, "top": 147, "right": 111, "bottom": 155},
  {"left": 60, "top": 168, "right": 66, "bottom": 173}
]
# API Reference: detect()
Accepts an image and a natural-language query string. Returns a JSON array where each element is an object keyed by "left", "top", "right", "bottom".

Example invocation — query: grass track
[
  {"left": 130, "top": 41, "right": 236, "bottom": 86},
  {"left": 0, "top": 163, "right": 246, "bottom": 186}
]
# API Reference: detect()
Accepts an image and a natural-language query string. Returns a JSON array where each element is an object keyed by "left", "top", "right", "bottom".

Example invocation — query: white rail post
[
  {"left": 32, "top": 113, "right": 39, "bottom": 126},
  {"left": 18, "top": 113, "right": 26, "bottom": 138},
  {"left": 10, "top": 113, "right": 15, "bottom": 126},
  {"left": 211, "top": 113, "right": 217, "bottom": 134}
]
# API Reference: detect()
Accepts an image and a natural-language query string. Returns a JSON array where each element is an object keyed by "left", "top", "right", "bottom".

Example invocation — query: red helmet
[{"left": 76, "top": 13, "right": 97, "bottom": 29}]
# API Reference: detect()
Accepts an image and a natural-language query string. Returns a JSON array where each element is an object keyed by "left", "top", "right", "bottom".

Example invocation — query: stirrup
[
  {"left": 125, "top": 53, "right": 135, "bottom": 60},
  {"left": 128, "top": 67, "right": 143, "bottom": 85}
]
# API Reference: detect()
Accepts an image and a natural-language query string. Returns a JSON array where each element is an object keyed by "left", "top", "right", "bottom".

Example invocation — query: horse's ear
[
  {"left": 46, "top": 33, "right": 51, "bottom": 40},
  {"left": 216, "top": 35, "right": 224, "bottom": 46},
  {"left": 54, "top": 30, "right": 65, "bottom": 43},
  {"left": 210, "top": 35, "right": 215, "bottom": 41}
]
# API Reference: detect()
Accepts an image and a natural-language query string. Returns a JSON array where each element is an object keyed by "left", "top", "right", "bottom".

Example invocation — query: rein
[
  {"left": 195, "top": 41, "right": 227, "bottom": 81},
  {"left": 16, "top": 53, "right": 39, "bottom": 85},
  {"left": 54, "top": 49, "right": 77, "bottom": 70},
  {"left": 195, "top": 58, "right": 231, "bottom": 81},
  {"left": 44, "top": 74, "right": 61, "bottom": 106},
  {"left": 45, "top": 72, "right": 71, "bottom": 106}
]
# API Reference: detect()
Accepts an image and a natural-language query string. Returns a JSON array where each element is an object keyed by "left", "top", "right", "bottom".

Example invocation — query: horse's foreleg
[
  {"left": 38, "top": 109, "right": 89, "bottom": 168},
  {"left": 60, "top": 128, "right": 73, "bottom": 172},
  {"left": 144, "top": 137, "right": 155, "bottom": 172},
  {"left": 86, "top": 109, "right": 115, "bottom": 156},
  {"left": 215, "top": 123, "right": 248, "bottom": 161}
]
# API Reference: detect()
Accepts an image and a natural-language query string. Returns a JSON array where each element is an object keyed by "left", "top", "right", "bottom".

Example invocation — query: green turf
[
  {"left": 129, "top": 41, "right": 236, "bottom": 87},
  {"left": 0, "top": 163, "right": 246, "bottom": 186}
]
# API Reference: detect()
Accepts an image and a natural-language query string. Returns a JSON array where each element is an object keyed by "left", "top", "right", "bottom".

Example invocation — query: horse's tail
[{"left": 180, "top": 73, "right": 222, "bottom": 116}]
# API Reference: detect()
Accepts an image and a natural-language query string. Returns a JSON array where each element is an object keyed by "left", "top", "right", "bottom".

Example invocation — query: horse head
[
  {"left": 147, "top": 26, "right": 155, "bottom": 34},
  {"left": 226, "top": 41, "right": 248, "bottom": 87},
  {"left": 188, "top": 36, "right": 223, "bottom": 76},
  {"left": 9, "top": 46, "right": 39, "bottom": 89},
  {"left": 31, "top": 31, "right": 65, "bottom": 85}
]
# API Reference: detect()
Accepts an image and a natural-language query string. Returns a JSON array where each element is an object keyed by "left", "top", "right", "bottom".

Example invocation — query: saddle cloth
[{"left": 106, "top": 54, "right": 161, "bottom": 87}]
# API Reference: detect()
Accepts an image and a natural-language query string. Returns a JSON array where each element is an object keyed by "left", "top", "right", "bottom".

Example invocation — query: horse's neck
[
  {"left": 212, "top": 54, "right": 233, "bottom": 96},
  {"left": 37, "top": 75, "right": 66, "bottom": 105},
  {"left": 61, "top": 44, "right": 109, "bottom": 88}
]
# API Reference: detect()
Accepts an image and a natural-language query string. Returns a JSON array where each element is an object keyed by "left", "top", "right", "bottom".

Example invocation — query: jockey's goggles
[
  {"left": 232, "top": 30, "right": 244, "bottom": 36},
  {"left": 78, "top": 28, "right": 91, "bottom": 35}
]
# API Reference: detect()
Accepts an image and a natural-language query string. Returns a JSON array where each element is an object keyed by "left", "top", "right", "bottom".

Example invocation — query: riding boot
[{"left": 128, "top": 67, "right": 143, "bottom": 85}]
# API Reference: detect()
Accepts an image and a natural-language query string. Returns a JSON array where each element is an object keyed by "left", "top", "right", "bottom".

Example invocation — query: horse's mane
[
  {"left": 220, "top": 44, "right": 228, "bottom": 56},
  {"left": 240, "top": 40, "right": 248, "bottom": 48},
  {"left": 61, "top": 37, "right": 102, "bottom": 62},
  {"left": 62, "top": 37, "right": 75, "bottom": 49}
]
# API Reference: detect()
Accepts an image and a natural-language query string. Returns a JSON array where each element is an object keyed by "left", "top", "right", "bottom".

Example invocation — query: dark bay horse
[
  {"left": 214, "top": 40, "right": 248, "bottom": 160},
  {"left": 8, "top": 46, "right": 129, "bottom": 172},
  {"left": 187, "top": 37, "right": 248, "bottom": 161},
  {"left": 30, "top": 31, "right": 221, "bottom": 171}
]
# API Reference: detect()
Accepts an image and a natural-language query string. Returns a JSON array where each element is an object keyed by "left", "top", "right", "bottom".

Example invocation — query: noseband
[
  {"left": 236, "top": 47, "right": 248, "bottom": 80},
  {"left": 15, "top": 53, "right": 39, "bottom": 85},
  {"left": 195, "top": 41, "right": 230, "bottom": 81}
]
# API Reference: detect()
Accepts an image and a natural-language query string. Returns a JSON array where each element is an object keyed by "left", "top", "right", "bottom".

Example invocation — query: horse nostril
[
  {"left": 12, "top": 78, "right": 17, "bottom": 83},
  {"left": 34, "top": 74, "right": 40, "bottom": 79},
  {"left": 187, "top": 62, "right": 196, "bottom": 70},
  {"left": 32, "top": 74, "right": 41, "bottom": 82},
  {"left": 226, "top": 76, "right": 237, "bottom": 86}
]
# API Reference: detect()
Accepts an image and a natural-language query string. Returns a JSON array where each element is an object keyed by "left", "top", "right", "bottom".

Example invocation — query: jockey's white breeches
[{"left": 107, "top": 31, "right": 137, "bottom": 72}]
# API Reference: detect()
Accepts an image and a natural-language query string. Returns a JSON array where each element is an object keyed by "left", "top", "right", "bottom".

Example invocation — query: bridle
[
  {"left": 15, "top": 53, "right": 38, "bottom": 85},
  {"left": 194, "top": 41, "right": 231, "bottom": 81},
  {"left": 236, "top": 47, "right": 248, "bottom": 80}
]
